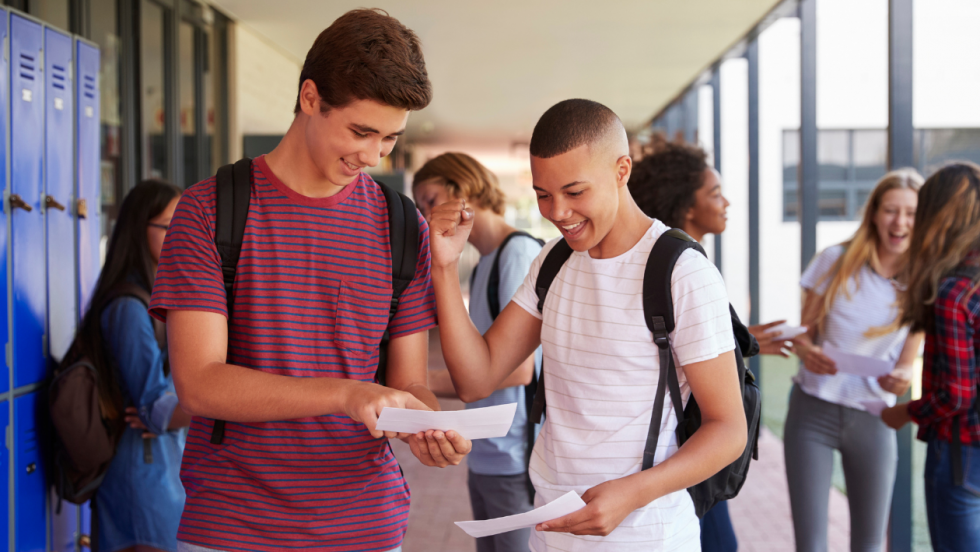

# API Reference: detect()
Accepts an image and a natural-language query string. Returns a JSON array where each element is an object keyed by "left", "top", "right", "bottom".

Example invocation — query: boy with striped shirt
[
  {"left": 427, "top": 100, "right": 747, "bottom": 551},
  {"left": 149, "top": 10, "right": 470, "bottom": 552}
]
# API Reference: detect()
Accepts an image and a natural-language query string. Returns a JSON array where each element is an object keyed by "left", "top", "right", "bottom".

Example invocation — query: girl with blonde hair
[
  {"left": 788, "top": 169, "right": 924, "bottom": 552},
  {"left": 883, "top": 162, "right": 980, "bottom": 551}
]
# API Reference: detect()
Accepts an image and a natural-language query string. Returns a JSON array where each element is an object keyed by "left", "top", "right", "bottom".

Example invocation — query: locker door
[
  {"left": 0, "top": 8, "right": 9, "bottom": 396},
  {"left": 75, "top": 40, "right": 100, "bottom": 317},
  {"left": 46, "top": 27, "right": 77, "bottom": 552},
  {"left": 74, "top": 38, "right": 101, "bottom": 551},
  {"left": 45, "top": 28, "right": 75, "bottom": 368},
  {"left": 0, "top": 401, "right": 9, "bottom": 551},
  {"left": 10, "top": 15, "right": 46, "bottom": 389},
  {"left": 14, "top": 392, "right": 46, "bottom": 552}
]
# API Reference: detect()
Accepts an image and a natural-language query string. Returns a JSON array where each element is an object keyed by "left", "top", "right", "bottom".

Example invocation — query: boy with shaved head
[{"left": 428, "top": 99, "right": 747, "bottom": 551}]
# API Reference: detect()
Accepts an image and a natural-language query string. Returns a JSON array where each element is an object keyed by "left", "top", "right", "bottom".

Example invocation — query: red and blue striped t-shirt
[{"left": 148, "top": 155, "right": 437, "bottom": 551}]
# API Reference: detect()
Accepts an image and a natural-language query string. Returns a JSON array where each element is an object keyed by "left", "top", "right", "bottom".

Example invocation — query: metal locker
[
  {"left": 14, "top": 391, "right": 47, "bottom": 552},
  {"left": 10, "top": 14, "right": 46, "bottom": 389},
  {"left": 0, "top": 7, "right": 9, "bottom": 397},
  {"left": 0, "top": 400, "right": 9, "bottom": 551},
  {"left": 75, "top": 39, "right": 100, "bottom": 318}
]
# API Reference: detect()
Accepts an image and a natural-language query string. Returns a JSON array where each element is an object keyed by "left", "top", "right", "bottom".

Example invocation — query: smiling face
[
  {"left": 530, "top": 143, "right": 630, "bottom": 253},
  {"left": 874, "top": 187, "right": 917, "bottom": 256},
  {"left": 299, "top": 83, "right": 409, "bottom": 187},
  {"left": 685, "top": 168, "right": 730, "bottom": 238}
]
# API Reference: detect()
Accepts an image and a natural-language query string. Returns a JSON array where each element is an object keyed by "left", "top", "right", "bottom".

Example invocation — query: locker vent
[
  {"left": 18, "top": 52, "right": 34, "bottom": 81},
  {"left": 83, "top": 74, "right": 96, "bottom": 99},
  {"left": 51, "top": 63, "right": 66, "bottom": 90}
]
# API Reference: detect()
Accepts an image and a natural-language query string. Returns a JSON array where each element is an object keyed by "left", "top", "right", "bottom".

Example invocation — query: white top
[
  {"left": 511, "top": 220, "right": 735, "bottom": 552},
  {"left": 797, "top": 245, "right": 911, "bottom": 410}
]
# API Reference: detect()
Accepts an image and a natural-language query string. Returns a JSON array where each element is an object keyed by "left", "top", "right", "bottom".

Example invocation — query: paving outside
[{"left": 391, "top": 331, "right": 854, "bottom": 551}]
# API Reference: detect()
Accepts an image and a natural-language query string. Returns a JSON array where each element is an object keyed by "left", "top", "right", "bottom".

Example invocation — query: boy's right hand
[
  {"left": 343, "top": 381, "right": 432, "bottom": 439},
  {"left": 427, "top": 199, "right": 474, "bottom": 269}
]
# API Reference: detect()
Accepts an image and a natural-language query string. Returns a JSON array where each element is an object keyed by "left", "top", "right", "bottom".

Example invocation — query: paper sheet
[
  {"left": 375, "top": 403, "right": 517, "bottom": 440},
  {"left": 455, "top": 491, "right": 587, "bottom": 538},
  {"left": 859, "top": 400, "right": 888, "bottom": 416},
  {"left": 769, "top": 323, "right": 808, "bottom": 341},
  {"left": 822, "top": 344, "right": 894, "bottom": 378}
]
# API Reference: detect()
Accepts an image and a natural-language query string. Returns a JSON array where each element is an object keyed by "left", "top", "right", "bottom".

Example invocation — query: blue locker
[
  {"left": 11, "top": 14, "right": 46, "bottom": 389},
  {"left": 14, "top": 392, "right": 47, "bottom": 552},
  {"left": 0, "top": 8, "right": 9, "bottom": 396},
  {"left": 75, "top": 40, "right": 100, "bottom": 318},
  {"left": 0, "top": 400, "right": 8, "bottom": 551},
  {"left": 45, "top": 28, "right": 75, "bottom": 367}
]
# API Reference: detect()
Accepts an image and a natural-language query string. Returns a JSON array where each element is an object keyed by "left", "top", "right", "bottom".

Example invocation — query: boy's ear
[
  {"left": 615, "top": 155, "right": 632, "bottom": 188},
  {"left": 298, "top": 79, "right": 323, "bottom": 116}
]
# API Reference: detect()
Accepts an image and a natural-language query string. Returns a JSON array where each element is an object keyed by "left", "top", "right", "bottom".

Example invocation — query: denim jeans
[
  {"left": 699, "top": 500, "right": 737, "bottom": 552},
  {"left": 924, "top": 439, "right": 980, "bottom": 552}
]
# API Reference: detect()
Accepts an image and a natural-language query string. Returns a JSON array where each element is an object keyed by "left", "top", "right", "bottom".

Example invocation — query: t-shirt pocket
[{"left": 335, "top": 278, "right": 393, "bottom": 359}]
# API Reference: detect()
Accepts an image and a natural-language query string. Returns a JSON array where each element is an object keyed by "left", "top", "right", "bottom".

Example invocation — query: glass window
[
  {"left": 91, "top": 0, "right": 121, "bottom": 240},
  {"left": 818, "top": 188, "right": 847, "bottom": 219},
  {"left": 179, "top": 21, "right": 196, "bottom": 186},
  {"left": 818, "top": 130, "right": 849, "bottom": 180},
  {"left": 141, "top": 0, "right": 167, "bottom": 179},
  {"left": 853, "top": 129, "right": 887, "bottom": 180}
]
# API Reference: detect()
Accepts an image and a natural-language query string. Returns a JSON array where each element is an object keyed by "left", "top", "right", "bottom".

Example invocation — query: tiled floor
[{"left": 400, "top": 330, "right": 853, "bottom": 551}]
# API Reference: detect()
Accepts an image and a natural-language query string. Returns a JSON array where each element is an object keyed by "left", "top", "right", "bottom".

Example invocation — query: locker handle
[
  {"left": 45, "top": 195, "right": 66, "bottom": 212},
  {"left": 9, "top": 194, "right": 32, "bottom": 212},
  {"left": 77, "top": 198, "right": 88, "bottom": 219}
]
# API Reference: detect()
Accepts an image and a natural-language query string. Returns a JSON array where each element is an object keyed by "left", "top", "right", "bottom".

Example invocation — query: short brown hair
[
  {"left": 293, "top": 9, "right": 431, "bottom": 113},
  {"left": 413, "top": 153, "right": 506, "bottom": 215}
]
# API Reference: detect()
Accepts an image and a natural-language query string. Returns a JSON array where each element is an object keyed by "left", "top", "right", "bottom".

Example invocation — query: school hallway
[{"left": 397, "top": 332, "right": 852, "bottom": 552}]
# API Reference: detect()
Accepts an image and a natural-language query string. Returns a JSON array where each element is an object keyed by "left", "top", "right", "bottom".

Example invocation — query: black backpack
[
  {"left": 469, "top": 230, "right": 545, "bottom": 499},
  {"left": 528, "top": 228, "right": 761, "bottom": 518},
  {"left": 207, "top": 158, "right": 420, "bottom": 444},
  {"left": 946, "top": 265, "right": 980, "bottom": 487},
  {"left": 49, "top": 283, "right": 166, "bottom": 505}
]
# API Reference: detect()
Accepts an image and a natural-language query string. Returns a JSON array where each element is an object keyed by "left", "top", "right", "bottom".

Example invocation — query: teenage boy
[
  {"left": 149, "top": 9, "right": 470, "bottom": 552},
  {"left": 428, "top": 99, "right": 747, "bottom": 551}
]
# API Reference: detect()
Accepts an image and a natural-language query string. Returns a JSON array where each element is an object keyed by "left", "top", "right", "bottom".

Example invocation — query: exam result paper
[
  {"left": 821, "top": 344, "right": 894, "bottom": 378},
  {"left": 375, "top": 402, "right": 518, "bottom": 440},
  {"left": 455, "top": 491, "right": 588, "bottom": 538}
]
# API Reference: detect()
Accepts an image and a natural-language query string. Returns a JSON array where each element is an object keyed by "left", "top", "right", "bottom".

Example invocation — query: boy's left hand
[
  {"left": 882, "top": 403, "right": 912, "bottom": 430},
  {"left": 405, "top": 429, "right": 471, "bottom": 468},
  {"left": 536, "top": 477, "right": 640, "bottom": 537}
]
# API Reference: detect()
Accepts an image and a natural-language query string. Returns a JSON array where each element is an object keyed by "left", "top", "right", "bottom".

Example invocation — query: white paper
[
  {"left": 822, "top": 344, "right": 894, "bottom": 378},
  {"left": 859, "top": 400, "right": 888, "bottom": 416},
  {"left": 375, "top": 403, "right": 517, "bottom": 440},
  {"left": 455, "top": 491, "right": 587, "bottom": 538},
  {"left": 769, "top": 323, "right": 808, "bottom": 341}
]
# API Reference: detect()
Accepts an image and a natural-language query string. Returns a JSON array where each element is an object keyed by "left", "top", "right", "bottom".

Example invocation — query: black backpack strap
[
  {"left": 488, "top": 231, "right": 545, "bottom": 319},
  {"left": 377, "top": 182, "right": 420, "bottom": 386},
  {"left": 529, "top": 239, "right": 573, "bottom": 425},
  {"left": 641, "top": 229, "right": 705, "bottom": 470},
  {"left": 210, "top": 157, "right": 253, "bottom": 445}
]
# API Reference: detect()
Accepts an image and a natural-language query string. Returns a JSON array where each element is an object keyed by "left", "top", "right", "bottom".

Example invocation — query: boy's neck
[
  {"left": 588, "top": 192, "right": 653, "bottom": 260},
  {"left": 264, "top": 115, "right": 347, "bottom": 200},
  {"left": 469, "top": 210, "right": 516, "bottom": 257}
]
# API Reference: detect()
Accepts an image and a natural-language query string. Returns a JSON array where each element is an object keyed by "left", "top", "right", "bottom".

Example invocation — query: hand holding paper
[
  {"left": 769, "top": 323, "right": 808, "bottom": 341},
  {"left": 455, "top": 491, "right": 587, "bottom": 538},
  {"left": 376, "top": 403, "right": 517, "bottom": 440},
  {"left": 821, "top": 344, "right": 894, "bottom": 378}
]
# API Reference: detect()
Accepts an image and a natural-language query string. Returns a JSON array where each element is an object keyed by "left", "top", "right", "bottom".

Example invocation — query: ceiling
[{"left": 209, "top": 0, "right": 782, "bottom": 147}]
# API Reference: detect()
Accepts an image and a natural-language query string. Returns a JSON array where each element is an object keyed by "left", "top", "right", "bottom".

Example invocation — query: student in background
[
  {"left": 884, "top": 162, "right": 980, "bottom": 552},
  {"left": 70, "top": 180, "right": 192, "bottom": 552},
  {"left": 428, "top": 99, "right": 747, "bottom": 551},
  {"left": 414, "top": 152, "right": 543, "bottom": 552},
  {"left": 790, "top": 169, "right": 923, "bottom": 552},
  {"left": 629, "top": 139, "right": 791, "bottom": 552}
]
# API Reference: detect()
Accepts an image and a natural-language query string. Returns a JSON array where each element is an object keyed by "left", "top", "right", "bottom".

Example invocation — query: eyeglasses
[{"left": 148, "top": 222, "right": 169, "bottom": 231}]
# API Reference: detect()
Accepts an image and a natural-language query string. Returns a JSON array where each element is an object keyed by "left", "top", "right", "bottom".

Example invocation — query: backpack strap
[
  {"left": 210, "top": 157, "right": 253, "bottom": 445},
  {"left": 376, "top": 182, "right": 420, "bottom": 386},
  {"left": 528, "top": 239, "right": 573, "bottom": 425},
  {"left": 488, "top": 231, "right": 545, "bottom": 319},
  {"left": 641, "top": 229, "right": 705, "bottom": 470}
]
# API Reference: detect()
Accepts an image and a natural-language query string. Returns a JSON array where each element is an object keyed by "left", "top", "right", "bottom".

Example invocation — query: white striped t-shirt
[{"left": 511, "top": 220, "right": 735, "bottom": 552}]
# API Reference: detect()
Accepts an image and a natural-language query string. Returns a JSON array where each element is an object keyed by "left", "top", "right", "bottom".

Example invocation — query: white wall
[
  {"left": 229, "top": 23, "right": 303, "bottom": 159},
  {"left": 913, "top": 0, "right": 980, "bottom": 127},
  {"left": 720, "top": 58, "right": 749, "bottom": 318}
]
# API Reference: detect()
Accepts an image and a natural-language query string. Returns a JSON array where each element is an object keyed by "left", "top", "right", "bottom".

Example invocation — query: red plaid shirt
[{"left": 908, "top": 269, "right": 980, "bottom": 444}]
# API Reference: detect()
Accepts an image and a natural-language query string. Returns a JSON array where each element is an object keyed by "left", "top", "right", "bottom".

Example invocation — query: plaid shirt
[{"left": 908, "top": 270, "right": 980, "bottom": 444}]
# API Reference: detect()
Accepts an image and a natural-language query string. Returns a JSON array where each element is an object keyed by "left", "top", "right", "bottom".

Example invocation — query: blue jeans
[
  {"left": 699, "top": 501, "right": 737, "bottom": 552},
  {"left": 925, "top": 439, "right": 980, "bottom": 552}
]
